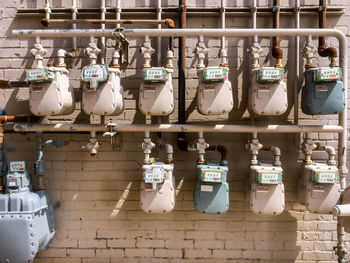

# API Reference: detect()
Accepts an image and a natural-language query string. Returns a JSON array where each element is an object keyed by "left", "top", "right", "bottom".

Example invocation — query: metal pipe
[
  {"left": 263, "top": 146, "right": 282, "bottom": 167},
  {"left": 72, "top": 0, "right": 77, "bottom": 56},
  {"left": 13, "top": 28, "right": 347, "bottom": 38},
  {"left": 178, "top": 0, "right": 186, "bottom": 125},
  {"left": 219, "top": 0, "right": 227, "bottom": 66},
  {"left": 0, "top": 116, "right": 15, "bottom": 191},
  {"left": 164, "top": 144, "right": 173, "bottom": 163},
  {"left": 13, "top": 123, "right": 344, "bottom": 134},
  {"left": 44, "top": 0, "right": 51, "bottom": 20},
  {"left": 157, "top": 0, "right": 162, "bottom": 66},
  {"left": 294, "top": 0, "right": 300, "bottom": 126},
  {"left": 272, "top": 0, "right": 283, "bottom": 68},
  {"left": 252, "top": 0, "right": 258, "bottom": 43},
  {"left": 35, "top": 132, "right": 46, "bottom": 190},
  {"left": 100, "top": 0, "right": 106, "bottom": 64}
]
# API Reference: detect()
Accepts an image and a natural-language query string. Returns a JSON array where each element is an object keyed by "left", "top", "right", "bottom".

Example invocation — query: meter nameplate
[
  {"left": 81, "top": 64, "right": 109, "bottom": 91},
  {"left": 143, "top": 167, "right": 166, "bottom": 184},
  {"left": 315, "top": 67, "right": 342, "bottom": 82},
  {"left": 256, "top": 170, "right": 282, "bottom": 184},
  {"left": 202, "top": 68, "right": 227, "bottom": 82},
  {"left": 26, "top": 68, "right": 54, "bottom": 83},
  {"left": 200, "top": 185, "right": 213, "bottom": 192},
  {"left": 200, "top": 169, "right": 226, "bottom": 183},
  {"left": 312, "top": 171, "right": 339, "bottom": 184},
  {"left": 143, "top": 68, "right": 167, "bottom": 82},
  {"left": 9, "top": 161, "right": 26, "bottom": 172},
  {"left": 257, "top": 68, "right": 284, "bottom": 82}
]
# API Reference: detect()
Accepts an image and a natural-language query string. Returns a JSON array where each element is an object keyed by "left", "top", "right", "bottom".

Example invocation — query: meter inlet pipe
[
  {"left": 318, "top": 0, "right": 338, "bottom": 66},
  {"left": 164, "top": 144, "right": 173, "bottom": 164},
  {"left": 272, "top": 0, "right": 283, "bottom": 68},
  {"left": 219, "top": 0, "right": 227, "bottom": 66},
  {"left": 294, "top": 0, "right": 300, "bottom": 126},
  {"left": 35, "top": 132, "right": 46, "bottom": 190},
  {"left": 177, "top": 0, "right": 188, "bottom": 152},
  {"left": 71, "top": 0, "right": 77, "bottom": 57},
  {"left": 100, "top": 0, "right": 106, "bottom": 65},
  {"left": 0, "top": 116, "right": 15, "bottom": 191},
  {"left": 262, "top": 146, "right": 281, "bottom": 167},
  {"left": 207, "top": 144, "right": 228, "bottom": 165},
  {"left": 157, "top": 0, "right": 162, "bottom": 67}
]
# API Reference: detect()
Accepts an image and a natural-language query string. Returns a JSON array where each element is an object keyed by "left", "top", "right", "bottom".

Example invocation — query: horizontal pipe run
[
  {"left": 12, "top": 28, "right": 346, "bottom": 39},
  {"left": 13, "top": 124, "right": 344, "bottom": 133}
]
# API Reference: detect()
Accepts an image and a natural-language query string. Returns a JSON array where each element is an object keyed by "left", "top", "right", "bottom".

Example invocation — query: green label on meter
[
  {"left": 200, "top": 169, "right": 226, "bottom": 183},
  {"left": 315, "top": 67, "right": 342, "bottom": 82},
  {"left": 257, "top": 67, "right": 284, "bottom": 82},
  {"left": 256, "top": 170, "right": 282, "bottom": 184},
  {"left": 202, "top": 68, "right": 227, "bottom": 82},
  {"left": 143, "top": 68, "right": 167, "bottom": 82},
  {"left": 312, "top": 170, "right": 339, "bottom": 183},
  {"left": 26, "top": 68, "right": 54, "bottom": 83}
]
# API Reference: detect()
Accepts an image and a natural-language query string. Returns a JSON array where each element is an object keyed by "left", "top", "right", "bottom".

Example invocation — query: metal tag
[
  {"left": 26, "top": 68, "right": 54, "bottom": 83},
  {"left": 256, "top": 170, "right": 282, "bottom": 184},
  {"left": 142, "top": 68, "right": 167, "bottom": 82},
  {"left": 257, "top": 67, "right": 284, "bottom": 82},
  {"left": 9, "top": 161, "right": 26, "bottom": 172},
  {"left": 315, "top": 67, "right": 342, "bottom": 82},
  {"left": 312, "top": 171, "right": 339, "bottom": 184},
  {"left": 202, "top": 67, "right": 227, "bottom": 82},
  {"left": 201, "top": 169, "right": 226, "bottom": 183},
  {"left": 81, "top": 64, "right": 109, "bottom": 91}
]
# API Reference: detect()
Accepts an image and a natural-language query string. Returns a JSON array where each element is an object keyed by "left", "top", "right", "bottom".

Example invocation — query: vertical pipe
[
  {"left": 220, "top": 0, "right": 225, "bottom": 50},
  {"left": 157, "top": 0, "right": 162, "bottom": 67},
  {"left": 72, "top": 0, "right": 77, "bottom": 54},
  {"left": 35, "top": 132, "right": 46, "bottom": 190},
  {"left": 252, "top": 0, "right": 258, "bottom": 44},
  {"left": 178, "top": 0, "right": 186, "bottom": 125},
  {"left": 272, "top": 0, "right": 283, "bottom": 68},
  {"left": 294, "top": 0, "right": 300, "bottom": 126},
  {"left": 100, "top": 0, "right": 106, "bottom": 64}
]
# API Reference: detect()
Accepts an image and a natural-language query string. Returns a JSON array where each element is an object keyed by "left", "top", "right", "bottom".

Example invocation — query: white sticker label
[{"left": 201, "top": 185, "right": 213, "bottom": 192}]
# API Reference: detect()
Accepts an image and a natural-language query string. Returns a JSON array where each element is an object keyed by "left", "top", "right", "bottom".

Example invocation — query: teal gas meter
[
  {"left": 25, "top": 68, "right": 54, "bottom": 83},
  {"left": 301, "top": 67, "right": 344, "bottom": 115},
  {"left": 81, "top": 64, "right": 109, "bottom": 91},
  {"left": 194, "top": 163, "right": 229, "bottom": 214},
  {"left": 201, "top": 67, "right": 228, "bottom": 82},
  {"left": 142, "top": 67, "right": 167, "bottom": 83}
]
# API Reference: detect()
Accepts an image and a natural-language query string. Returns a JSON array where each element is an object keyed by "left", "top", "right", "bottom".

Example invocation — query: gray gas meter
[
  {"left": 248, "top": 165, "right": 285, "bottom": 215},
  {"left": 142, "top": 67, "right": 167, "bottom": 83},
  {"left": 0, "top": 161, "right": 55, "bottom": 263},
  {"left": 301, "top": 66, "right": 344, "bottom": 115},
  {"left": 25, "top": 68, "right": 54, "bottom": 83},
  {"left": 248, "top": 67, "right": 287, "bottom": 116},
  {"left": 140, "top": 162, "right": 175, "bottom": 213},
  {"left": 298, "top": 163, "right": 340, "bottom": 214},
  {"left": 194, "top": 163, "right": 229, "bottom": 214},
  {"left": 81, "top": 64, "right": 109, "bottom": 91}
]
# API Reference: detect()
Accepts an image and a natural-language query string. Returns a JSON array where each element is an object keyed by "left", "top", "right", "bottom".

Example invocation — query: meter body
[
  {"left": 298, "top": 163, "right": 340, "bottom": 214},
  {"left": 140, "top": 162, "right": 175, "bottom": 213},
  {"left": 301, "top": 67, "right": 344, "bottom": 115},
  {"left": 194, "top": 163, "right": 229, "bottom": 214},
  {"left": 248, "top": 67, "right": 287, "bottom": 116},
  {"left": 82, "top": 66, "right": 123, "bottom": 116},
  {"left": 197, "top": 67, "right": 233, "bottom": 115},
  {"left": 27, "top": 67, "right": 75, "bottom": 116},
  {"left": 139, "top": 67, "right": 174, "bottom": 116},
  {"left": 0, "top": 161, "right": 55, "bottom": 263},
  {"left": 248, "top": 164, "right": 285, "bottom": 215}
]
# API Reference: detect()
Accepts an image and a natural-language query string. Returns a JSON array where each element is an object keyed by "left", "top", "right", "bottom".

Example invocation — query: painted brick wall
[{"left": 1, "top": 0, "right": 350, "bottom": 262}]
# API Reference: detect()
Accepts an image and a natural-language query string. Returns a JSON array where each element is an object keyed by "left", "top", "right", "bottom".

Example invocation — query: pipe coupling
[
  {"left": 85, "top": 42, "right": 101, "bottom": 63},
  {"left": 141, "top": 41, "right": 155, "bottom": 68},
  {"left": 195, "top": 42, "right": 208, "bottom": 69}
]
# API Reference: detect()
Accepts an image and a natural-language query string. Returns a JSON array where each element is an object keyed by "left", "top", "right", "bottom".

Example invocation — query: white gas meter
[
  {"left": 248, "top": 67, "right": 287, "bottom": 116},
  {"left": 248, "top": 164, "right": 285, "bottom": 215},
  {"left": 140, "top": 162, "right": 175, "bottom": 213},
  {"left": 298, "top": 163, "right": 340, "bottom": 214},
  {"left": 139, "top": 67, "right": 174, "bottom": 116},
  {"left": 197, "top": 67, "right": 233, "bottom": 115},
  {"left": 81, "top": 65, "right": 124, "bottom": 116},
  {"left": 26, "top": 67, "right": 75, "bottom": 116}
]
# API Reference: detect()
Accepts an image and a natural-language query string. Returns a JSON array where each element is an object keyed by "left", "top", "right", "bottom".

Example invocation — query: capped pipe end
[
  {"left": 41, "top": 18, "right": 50, "bottom": 27},
  {"left": 165, "top": 18, "right": 176, "bottom": 28}
]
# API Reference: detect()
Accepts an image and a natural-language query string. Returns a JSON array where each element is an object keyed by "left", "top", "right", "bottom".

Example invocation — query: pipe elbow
[
  {"left": 318, "top": 46, "right": 338, "bottom": 59},
  {"left": 165, "top": 18, "right": 175, "bottom": 28},
  {"left": 270, "top": 146, "right": 281, "bottom": 157},
  {"left": 164, "top": 144, "right": 173, "bottom": 154},
  {"left": 41, "top": 18, "right": 50, "bottom": 27},
  {"left": 272, "top": 47, "right": 283, "bottom": 59},
  {"left": 216, "top": 145, "right": 228, "bottom": 162},
  {"left": 177, "top": 133, "right": 188, "bottom": 152},
  {"left": 324, "top": 145, "right": 336, "bottom": 156}
]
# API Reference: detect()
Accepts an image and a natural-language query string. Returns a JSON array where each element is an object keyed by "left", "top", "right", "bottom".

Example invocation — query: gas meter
[
  {"left": 81, "top": 65, "right": 124, "bottom": 116},
  {"left": 197, "top": 67, "right": 233, "bottom": 115},
  {"left": 248, "top": 67, "right": 288, "bottom": 116},
  {"left": 139, "top": 67, "right": 174, "bottom": 116},
  {"left": 248, "top": 165, "right": 285, "bottom": 215},
  {"left": 298, "top": 163, "right": 340, "bottom": 213},
  {"left": 26, "top": 67, "right": 75, "bottom": 116},
  {"left": 301, "top": 67, "right": 344, "bottom": 115},
  {"left": 0, "top": 161, "right": 55, "bottom": 263},
  {"left": 140, "top": 162, "right": 175, "bottom": 213},
  {"left": 194, "top": 163, "right": 229, "bottom": 214}
]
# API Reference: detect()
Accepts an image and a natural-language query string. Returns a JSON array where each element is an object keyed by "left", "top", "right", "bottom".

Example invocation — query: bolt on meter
[
  {"left": 139, "top": 67, "right": 174, "bottom": 116},
  {"left": 194, "top": 163, "right": 229, "bottom": 214},
  {"left": 81, "top": 64, "right": 124, "bottom": 116},
  {"left": 301, "top": 66, "right": 344, "bottom": 115},
  {"left": 197, "top": 67, "right": 233, "bottom": 115},
  {"left": 0, "top": 161, "right": 55, "bottom": 263},
  {"left": 248, "top": 165, "right": 285, "bottom": 215},
  {"left": 140, "top": 162, "right": 175, "bottom": 213},
  {"left": 26, "top": 66, "right": 75, "bottom": 116},
  {"left": 298, "top": 163, "right": 340, "bottom": 214},
  {"left": 248, "top": 67, "right": 288, "bottom": 116}
]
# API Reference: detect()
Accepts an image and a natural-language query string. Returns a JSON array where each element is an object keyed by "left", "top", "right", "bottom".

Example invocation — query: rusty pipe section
[
  {"left": 318, "top": 0, "right": 338, "bottom": 66},
  {"left": 272, "top": 0, "right": 283, "bottom": 68},
  {"left": 41, "top": 18, "right": 175, "bottom": 28}
]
